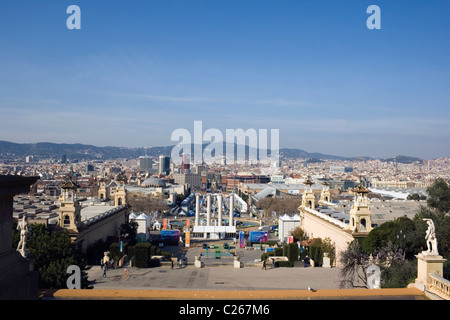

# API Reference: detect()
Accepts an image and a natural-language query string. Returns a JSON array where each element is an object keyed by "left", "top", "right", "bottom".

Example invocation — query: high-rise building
[
  {"left": 181, "top": 153, "right": 190, "bottom": 173},
  {"left": 139, "top": 156, "right": 153, "bottom": 171},
  {"left": 158, "top": 155, "right": 170, "bottom": 174}
]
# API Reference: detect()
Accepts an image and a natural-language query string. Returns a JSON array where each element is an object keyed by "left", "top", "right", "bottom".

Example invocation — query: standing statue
[
  {"left": 423, "top": 218, "right": 438, "bottom": 255},
  {"left": 16, "top": 215, "right": 29, "bottom": 257}
]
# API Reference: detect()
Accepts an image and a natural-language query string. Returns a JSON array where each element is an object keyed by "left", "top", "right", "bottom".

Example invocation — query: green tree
[
  {"left": 321, "top": 237, "right": 336, "bottom": 266},
  {"left": 338, "top": 240, "right": 413, "bottom": 288},
  {"left": 13, "top": 223, "right": 89, "bottom": 289},
  {"left": 361, "top": 216, "right": 421, "bottom": 259},
  {"left": 426, "top": 178, "right": 450, "bottom": 214},
  {"left": 119, "top": 220, "right": 138, "bottom": 246},
  {"left": 289, "top": 226, "right": 307, "bottom": 243}
]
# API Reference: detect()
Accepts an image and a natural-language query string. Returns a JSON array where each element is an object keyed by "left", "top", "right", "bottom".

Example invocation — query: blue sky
[{"left": 0, "top": 0, "right": 449, "bottom": 159}]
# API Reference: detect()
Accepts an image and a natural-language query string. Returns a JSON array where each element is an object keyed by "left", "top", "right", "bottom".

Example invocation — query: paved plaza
[{"left": 87, "top": 242, "right": 343, "bottom": 291}]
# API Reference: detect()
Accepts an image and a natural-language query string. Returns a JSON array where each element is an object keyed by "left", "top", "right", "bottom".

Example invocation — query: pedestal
[
  {"left": 194, "top": 256, "right": 203, "bottom": 268},
  {"left": 0, "top": 249, "right": 39, "bottom": 300},
  {"left": 322, "top": 253, "right": 331, "bottom": 268},
  {"left": 234, "top": 256, "right": 242, "bottom": 268},
  {"left": 415, "top": 252, "right": 446, "bottom": 290}
]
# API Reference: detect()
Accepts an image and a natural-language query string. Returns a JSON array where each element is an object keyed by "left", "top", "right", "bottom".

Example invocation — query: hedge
[
  {"left": 283, "top": 243, "right": 299, "bottom": 263},
  {"left": 134, "top": 243, "right": 151, "bottom": 268},
  {"left": 261, "top": 252, "right": 275, "bottom": 261},
  {"left": 309, "top": 240, "right": 323, "bottom": 266},
  {"left": 275, "top": 261, "right": 295, "bottom": 268},
  {"left": 274, "top": 247, "right": 283, "bottom": 256}
]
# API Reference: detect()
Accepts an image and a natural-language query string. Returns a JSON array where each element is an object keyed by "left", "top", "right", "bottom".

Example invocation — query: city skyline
[{"left": 1, "top": 1, "right": 449, "bottom": 159}]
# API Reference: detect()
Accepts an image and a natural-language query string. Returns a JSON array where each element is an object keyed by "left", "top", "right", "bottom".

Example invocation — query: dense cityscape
[{"left": 1, "top": 1, "right": 449, "bottom": 311}]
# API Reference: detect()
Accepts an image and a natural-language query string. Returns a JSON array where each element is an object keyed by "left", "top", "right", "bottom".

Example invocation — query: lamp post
[{"left": 397, "top": 229, "right": 406, "bottom": 249}]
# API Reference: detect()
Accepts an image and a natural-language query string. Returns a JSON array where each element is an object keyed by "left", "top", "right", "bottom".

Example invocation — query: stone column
[
  {"left": 229, "top": 193, "right": 234, "bottom": 227},
  {"left": 217, "top": 193, "right": 223, "bottom": 226},
  {"left": 195, "top": 193, "right": 200, "bottom": 227}
]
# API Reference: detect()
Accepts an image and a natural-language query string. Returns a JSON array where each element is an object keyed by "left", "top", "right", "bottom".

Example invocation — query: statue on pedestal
[
  {"left": 423, "top": 219, "right": 438, "bottom": 255},
  {"left": 16, "top": 215, "right": 29, "bottom": 258}
]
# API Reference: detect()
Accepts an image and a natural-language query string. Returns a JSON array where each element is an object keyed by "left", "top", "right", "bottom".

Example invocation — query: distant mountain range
[{"left": 0, "top": 140, "right": 423, "bottom": 164}]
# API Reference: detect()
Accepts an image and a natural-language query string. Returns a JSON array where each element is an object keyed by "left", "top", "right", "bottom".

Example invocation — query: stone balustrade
[{"left": 428, "top": 273, "right": 450, "bottom": 300}]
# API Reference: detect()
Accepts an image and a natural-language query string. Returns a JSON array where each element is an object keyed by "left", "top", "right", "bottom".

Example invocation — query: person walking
[
  {"left": 102, "top": 260, "right": 108, "bottom": 278},
  {"left": 262, "top": 259, "right": 266, "bottom": 270}
]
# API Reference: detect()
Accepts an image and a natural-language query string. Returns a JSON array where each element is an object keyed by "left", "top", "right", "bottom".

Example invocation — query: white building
[
  {"left": 278, "top": 214, "right": 301, "bottom": 243},
  {"left": 130, "top": 212, "right": 150, "bottom": 242}
]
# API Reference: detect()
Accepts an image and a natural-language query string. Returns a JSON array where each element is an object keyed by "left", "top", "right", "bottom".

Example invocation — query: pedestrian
[
  {"left": 262, "top": 259, "right": 266, "bottom": 270},
  {"left": 171, "top": 259, "right": 174, "bottom": 269},
  {"left": 102, "top": 260, "right": 108, "bottom": 278}
]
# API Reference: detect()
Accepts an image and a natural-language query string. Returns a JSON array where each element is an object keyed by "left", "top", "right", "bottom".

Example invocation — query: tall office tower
[
  {"left": 139, "top": 156, "right": 153, "bottom": 171},
  {"left": 158, "top": 155, "right": 171, "bottom": 174},
  {"left": 181, "top": 153, "right": 190, "bottom": 173}
]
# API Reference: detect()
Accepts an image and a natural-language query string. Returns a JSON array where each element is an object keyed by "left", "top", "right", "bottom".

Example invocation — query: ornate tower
[
  {"left": 347, "top": 184, "right": 373, "bottom": 233},
  {"left": 58, "top": 179, "right": 82, "bottom": 233},
  {"left": 300, "top": 178, "right": 315, "bottom": 209},
  {"left": 114, "top": 174, "right": 127, "bottom": 206},
  {"left": 98, "top": 178, "right": 107, "bottom": 200},
  {"left": 319, "top": 181, "right": 331, "bottom": 204}
]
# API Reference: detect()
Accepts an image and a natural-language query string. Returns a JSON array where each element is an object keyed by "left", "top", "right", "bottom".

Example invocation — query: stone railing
[{"left": 428, "top": 273, "right": 450, "bottom": 300}]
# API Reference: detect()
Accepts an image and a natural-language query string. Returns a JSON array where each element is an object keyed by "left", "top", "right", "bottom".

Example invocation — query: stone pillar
[
  {"left": 322, "top": 252, "right": 331, "bottom": 268},
  {"left": 415, "top": 252, "right": 446, "bottom": 291},
  {"left": 206, "top": 194, "right": 211, "bottom": 226},
  {"left": 195, "top": 193, "right": 200, "bottom": 227},
  {"left": 229, "top": 193, "right": 234, "bottom": 227},
  {"left": 234, "top": 255, "right": 241, "bottom": 268},
  {"left": 217, "top": 193, "right": 223, "bottom": 226},
  {"left": 195, "top": 255, "right": 203, "bottom": 268}
]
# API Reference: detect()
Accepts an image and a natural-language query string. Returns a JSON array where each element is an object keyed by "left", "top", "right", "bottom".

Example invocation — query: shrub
[
  {"left": 127, "top": 245, "right": 135, "bottom": 260},
  {"left": 283, "top": 243, "right": 299, "bottom": 263},
  {"left": 109, "top": 242, "right": 120, "bottom": 262},
  {"left": 275, "top": 261, "right": 294, "bottom": 267},
  {"left": 381, "top": 259, "right": 417, "bottom": 288},
  {"left": 261, "top": 252, "right": 275, "bottom": 261},
  {"left": 309, "top": 239, "right": 323, "bottom": 266},
  {"left": 134, "top": 243, "right": 151, "bottom": 268},
  {"left": 274, "top": 247, "right": 283, "bottom": 256}
]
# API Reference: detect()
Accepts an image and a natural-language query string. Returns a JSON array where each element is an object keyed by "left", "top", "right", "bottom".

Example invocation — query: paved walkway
[
  {"left": 41, "top": 242, "right": 425, "bottom": 300},
  {"left": 86, "top": 264, "right": 342, "bottom": 291}
]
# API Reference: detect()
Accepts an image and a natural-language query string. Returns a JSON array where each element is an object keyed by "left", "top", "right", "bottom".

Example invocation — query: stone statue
[
  {"left": 366, "top": 264, "right": 381, "bottom": 289},
  {"left": 423, "top": 218, "right": 438, "bottom": 255},
  {"left": 16, "top": 215, "right": 29, "bottom": 257}
]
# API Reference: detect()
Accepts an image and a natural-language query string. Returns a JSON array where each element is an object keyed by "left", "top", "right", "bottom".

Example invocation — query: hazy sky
[{"left": 1, "top": 1, "right": 449, "bottom": 159}]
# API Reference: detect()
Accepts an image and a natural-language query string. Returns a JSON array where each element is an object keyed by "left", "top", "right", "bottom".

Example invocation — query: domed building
[{"left": 141, "top": 176, "right": 166, "bottom": 188}]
